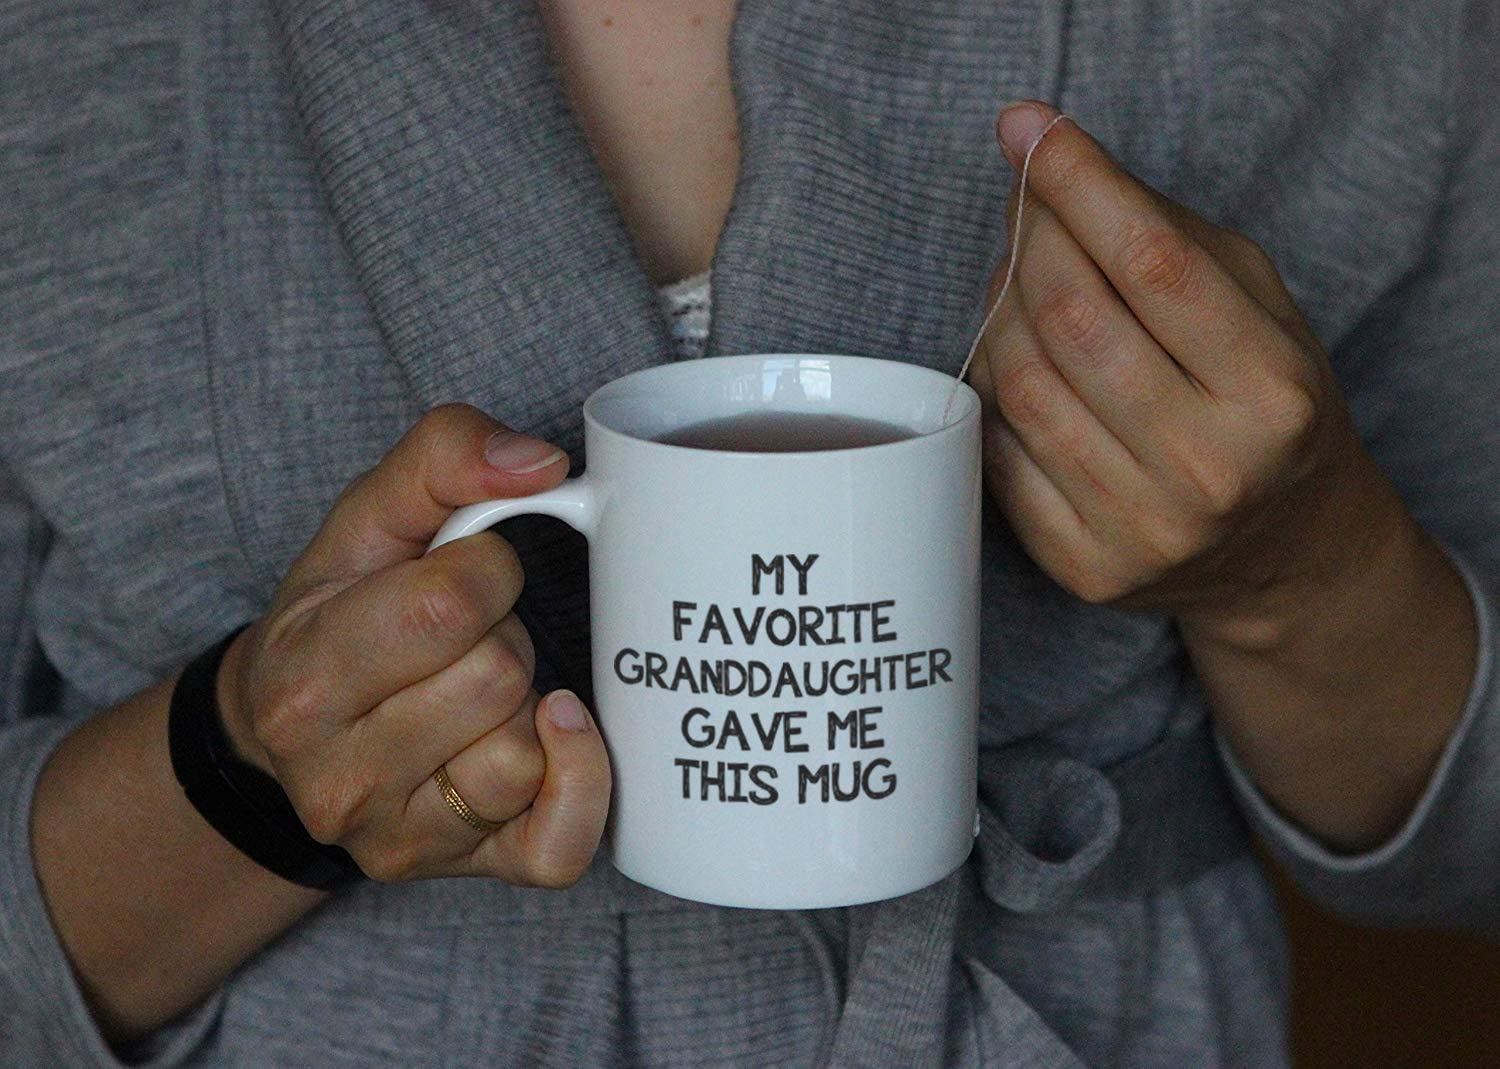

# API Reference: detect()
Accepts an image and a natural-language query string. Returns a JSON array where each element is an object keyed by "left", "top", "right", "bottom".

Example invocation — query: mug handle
[{"left": 425, "top": 475, "right": 600, "bottom": 553}]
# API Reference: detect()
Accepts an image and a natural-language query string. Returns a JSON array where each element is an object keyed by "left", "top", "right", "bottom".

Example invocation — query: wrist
[
  {"left": 1179, "top": 493, "right": 1479, "bottom": 851},
  {"left": 170, "top": 625, "right": 365, "bottom": 891},
  {"left": 1178, "top": 463, "right": 1416, "bottom": 657}
]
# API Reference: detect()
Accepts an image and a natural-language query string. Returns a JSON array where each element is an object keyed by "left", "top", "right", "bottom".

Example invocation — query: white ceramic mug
[{"left": 429, "top": 354, "right": 981, "bottom": 909}]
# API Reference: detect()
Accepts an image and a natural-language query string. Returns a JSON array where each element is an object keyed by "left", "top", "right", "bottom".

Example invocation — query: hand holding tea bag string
[{"left": 966, "top": 101, "right": 1479, "bottom": 852}]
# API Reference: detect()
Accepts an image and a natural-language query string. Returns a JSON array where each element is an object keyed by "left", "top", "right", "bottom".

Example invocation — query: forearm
[
  {"left": 29, "top": 671, "right": 326, "bottom": 1047},
  {"left": 1182, "top": 496, "right": 1481, "bottom": 855}
]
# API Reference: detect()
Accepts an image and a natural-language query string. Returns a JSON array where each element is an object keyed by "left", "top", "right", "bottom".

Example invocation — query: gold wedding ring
[{"left": 434, "top": 764, "right": 502, "bottom": 834}]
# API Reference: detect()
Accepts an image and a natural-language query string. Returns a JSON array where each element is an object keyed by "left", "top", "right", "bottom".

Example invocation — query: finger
[
  {"left": 271, "top": 531, "right": 528, "bottom": 731},
  {"left": 1130, "top": 192, "right": 1305, "bottom": 330},
  {"left": 1010, "top": 193, "right": 1208, "bottom": 461},
  {"left": 438, "top": 689, "right": 546, "bottom": 825},
  {"left": 982, "top": 418, "right": 1124, "bottom": 603},
  {"left": 978, "top": 290, "right": 1149, "bottom": 542},
  {"left": 352, "top": 613, "right": 537, "bottom": 796},
  {"left": 287, "top": 403, "right": 570, "bottom": 589},
  {"left": 982, "top": 414, "right": 1088, "bottom": 550},
  {"left": 462, "top": 690, "right": 611, "bottom": 889},
  {"left": 996, "top": 102, "right": 1299, "bottom": 397},
  {"left": 341, "top": 692, "right": 546, "bottom": 881},
  {"left": 399, "top": 691, "right": 548, "bottom": 859}
]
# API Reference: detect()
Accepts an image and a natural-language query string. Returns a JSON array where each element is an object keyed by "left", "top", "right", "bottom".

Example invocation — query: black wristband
[{"left": 167, "top": 626, "right": 366, "bottom": 891}]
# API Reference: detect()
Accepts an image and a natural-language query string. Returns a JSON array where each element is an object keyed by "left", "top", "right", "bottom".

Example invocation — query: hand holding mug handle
[{"left": 217, "top": 405, "right": 611, "bottom": 891}]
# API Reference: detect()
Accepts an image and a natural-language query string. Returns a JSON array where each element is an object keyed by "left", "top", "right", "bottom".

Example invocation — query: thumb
[
  {"left": 290, "top": 403, "right": 570, "bottom": 586},
  {"left": 472, "top": 689, "right": 612, "bottom": 889}
]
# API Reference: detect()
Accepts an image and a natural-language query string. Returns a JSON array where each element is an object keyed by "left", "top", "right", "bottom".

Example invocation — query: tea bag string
[{"left": 943, "top": 112, "right": 1070, "bottom": 423}]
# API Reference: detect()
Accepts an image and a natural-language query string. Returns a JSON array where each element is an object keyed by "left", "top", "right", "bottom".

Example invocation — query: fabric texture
[
  {"left": 657, "top": 270, "right": 714, "bottom": 362},
  {"left": 0, "top": 1, "right": 1496, "bottom": 1066}
]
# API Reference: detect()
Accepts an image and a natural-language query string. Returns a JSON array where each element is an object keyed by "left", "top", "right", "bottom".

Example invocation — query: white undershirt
[{"left": 656, "top": 268, "right": 712, "bottom": 360}]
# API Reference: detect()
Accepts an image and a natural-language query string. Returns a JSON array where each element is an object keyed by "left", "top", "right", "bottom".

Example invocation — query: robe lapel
[
  {"left": 267, "top": 0, "right": 675, "bottom": 439},
  {"left": 710, "top": 0, "right": 1064, "bottom": 370},
  {"left": 210, "top": 0, "right": 681, "bottom": 693}
]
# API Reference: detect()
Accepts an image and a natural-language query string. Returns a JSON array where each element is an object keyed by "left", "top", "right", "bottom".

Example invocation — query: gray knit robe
[{"left": 1, "top": 1, "right": 1497, "bottom": 1066}]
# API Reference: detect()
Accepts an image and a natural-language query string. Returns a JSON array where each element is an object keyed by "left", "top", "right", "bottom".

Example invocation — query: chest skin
[{"left": 538, "top": 0, "right": 741, "bottom": 286}]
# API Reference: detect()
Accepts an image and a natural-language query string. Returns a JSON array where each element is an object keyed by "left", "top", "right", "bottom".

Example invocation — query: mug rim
[{"left": 581, "top": 353, "right": 981, "bottom": 458}]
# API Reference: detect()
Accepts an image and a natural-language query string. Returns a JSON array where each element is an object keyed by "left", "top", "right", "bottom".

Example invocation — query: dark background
[{"left": 1267, "top": 854, "right": 1500, "bottom": 1066}]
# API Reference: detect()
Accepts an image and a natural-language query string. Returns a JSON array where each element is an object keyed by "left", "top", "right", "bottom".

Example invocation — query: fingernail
[
  {"left": 996, "top": 101, "right": 1059, "bottom": 166},
  {"left": 484, "top": 429, "right": 565, "bottom": 474},
  {"left": 547, "top": 690, "right": 590, "bottom": 733}
]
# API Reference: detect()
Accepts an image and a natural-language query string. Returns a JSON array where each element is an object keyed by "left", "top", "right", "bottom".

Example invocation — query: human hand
[
  {"left": 216, "top": 404, "right": 612, "bottom": 887},
  {"left": 970, "top": 101, "right": 1413, "bottom": 647}
]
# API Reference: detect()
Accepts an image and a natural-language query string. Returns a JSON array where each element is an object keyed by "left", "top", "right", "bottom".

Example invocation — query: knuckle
[
  {"left": 404, "top": 569, "right": 485, "bottom": 642},
  {"left": 480, "top": 733, "right": 547, "bottom": 804},
  {"left": 495, "top": 614, "right": 537, "bottom": 678},
  {"left": 481, "top": 533, "right": 526, "bottom": 599},
  {"left": 1227, "top": 229, "right": 1277, "bottom": 276},
  {"left": 406, "top": 403, "right": 484, "bottom": 470},
  {"left": 522, "top": 852, "right": 586, "bottom": 891},
  {"left": 1068, "top": 566, "right": 1134, "bottom": 606},
  {"left": 1259, "top": 375, "right": 1322, "bottom": 447},
  {"left": 1047, "top": 540, "right": 1131, "bottom": 606},
  {"left": 1053, "top": 420, "right": 1094, "bottom": 468},
  {"left": 296, "top": 773, "right": 377, "bottom": 845},
  {"left": 473, "top": 637, "right": 533, "bottom": 709},
  {"left": 356, "top": 855, "right": 402, "bottom": 884},
  {"left": 252, "top": 676, "right": 324, "bottom": 759},
  {"left": 1033, "top": 286, "right": 1109, "bottom": 358},
  {"left": 295, "top": 794, "right": 346, "bottom": 845},
  {"left": 1042, "top": 138, "right": 1093, "bottom": 196},
  {"left": 1139, "top": 513, "right": 1207, "bottom": 568},
  {"left": 996, "top": 361, "right": 1057, "bottom": 427},
  {"left": 357, "top": 843, "right": 421, "bottom": 884},
  {"left": 1119, "top": 220, "right": 1198, "bottom": 299},
  {"left": 1218, "top": 312, "right": 1265, "bottom": 366},
  {"left": 413, "top": 402, "right": 481, "bottom": 444},
  {"left": 330, "top": 469, "right": 375, "bottom": 515},
  {"left": 1184, "top": 454, "right": 1250, "bottom": 515}
]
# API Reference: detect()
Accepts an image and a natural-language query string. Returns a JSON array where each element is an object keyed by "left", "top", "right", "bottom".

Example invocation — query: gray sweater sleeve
[
  {"left": 0, "top": 463, "right": 225, "bottom": 1066},
  {"left": 1219, "top": 0, "right": 1500, "bottom": 930}
]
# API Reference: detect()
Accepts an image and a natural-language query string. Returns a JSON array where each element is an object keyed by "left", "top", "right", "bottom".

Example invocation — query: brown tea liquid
[{"left": 655, "top": 411, "right": 916, "bottom": 452}]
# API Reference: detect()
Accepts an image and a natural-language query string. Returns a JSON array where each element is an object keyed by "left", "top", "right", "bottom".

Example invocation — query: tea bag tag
[{"left": 941, "top": 112, "right": 1070, "bottom": 425}]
